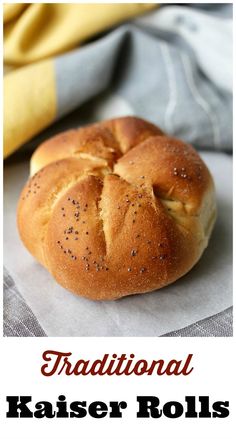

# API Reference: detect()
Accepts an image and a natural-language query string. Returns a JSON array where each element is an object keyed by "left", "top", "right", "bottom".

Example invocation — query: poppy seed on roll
[{"left": 17, "top": 116, "right": 216, "bottom": 300}]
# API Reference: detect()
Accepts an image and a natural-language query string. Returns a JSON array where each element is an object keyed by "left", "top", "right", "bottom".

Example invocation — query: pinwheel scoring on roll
[{"left": 17, "top": 117, "right": 216, "bottom": 300}]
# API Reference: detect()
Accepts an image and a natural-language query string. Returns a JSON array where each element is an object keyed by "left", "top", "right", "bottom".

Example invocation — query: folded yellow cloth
[
  {"left": 4, "top": 60, "right": 56, "bottom": 158},
  {"left": 4, "top": 3, "right": 156, "bottom": 66},
  {"left": 4, "top": 3, "right": 157, "bottom": 159},
  {"left": 4, "top": 3, "right": 27, "bottom": 23}
]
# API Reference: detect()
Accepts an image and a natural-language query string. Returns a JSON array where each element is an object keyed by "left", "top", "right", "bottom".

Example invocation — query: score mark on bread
[{"left": 17, "top": 117, "right": 216, "bottom": 300}]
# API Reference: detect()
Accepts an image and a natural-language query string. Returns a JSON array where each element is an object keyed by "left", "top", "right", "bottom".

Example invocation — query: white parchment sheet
[{"left": 4, "top": 152, "right": 232, "bottom": 336}]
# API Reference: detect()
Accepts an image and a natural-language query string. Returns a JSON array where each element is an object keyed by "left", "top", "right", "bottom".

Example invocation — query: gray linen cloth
[
  {"left": 4, "top": 4, "right": 233, "bottom": 336},
  {"left": 3, "top": 268, "right": 46, "bottom": 337}
]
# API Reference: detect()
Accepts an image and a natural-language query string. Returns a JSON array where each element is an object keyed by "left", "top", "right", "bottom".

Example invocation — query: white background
[{"left": 0, "top": 338, "right": 235, "bottom": 438}]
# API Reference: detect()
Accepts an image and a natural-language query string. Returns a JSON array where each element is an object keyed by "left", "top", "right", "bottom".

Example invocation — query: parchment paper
[{"left": 4, "top": 152, "right": 232, "bottom": 336}]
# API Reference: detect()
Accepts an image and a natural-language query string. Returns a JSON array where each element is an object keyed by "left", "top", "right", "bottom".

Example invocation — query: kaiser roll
[{"left": 17, "top": 116, "right": 216, "bottom": 300}]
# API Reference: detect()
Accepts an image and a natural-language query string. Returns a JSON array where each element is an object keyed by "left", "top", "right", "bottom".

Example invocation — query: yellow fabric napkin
[
  {"left": 4, "top": 3, "right": 156, "bottom": 66},
  {"left": 4, "top": 59, "right": 56, "bottom": 158},
  {"left": 4, "top": 3, "right": 157, "bottom": 159}
]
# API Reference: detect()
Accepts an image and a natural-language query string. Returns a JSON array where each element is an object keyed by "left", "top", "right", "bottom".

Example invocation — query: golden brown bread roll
[{"left": 17, "top": 116, "right": 216, "bottom": 300}]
